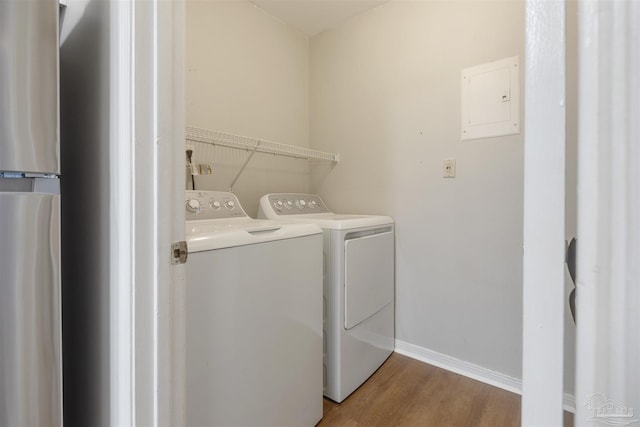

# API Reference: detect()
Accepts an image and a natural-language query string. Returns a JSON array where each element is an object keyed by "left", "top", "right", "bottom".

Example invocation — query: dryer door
[{"left": 344, "top": 230, "right": 394, "bottom": 329}]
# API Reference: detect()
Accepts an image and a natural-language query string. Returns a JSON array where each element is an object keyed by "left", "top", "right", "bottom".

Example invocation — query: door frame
[
  {"left": 111, "top": 0, "right": 186, "bottom": 425},
  {"left": 522, "top": 1, "right": 640, "bottom": 425},
  {"left": 521, "top": 1, "right": 567, "bottom": 425}
]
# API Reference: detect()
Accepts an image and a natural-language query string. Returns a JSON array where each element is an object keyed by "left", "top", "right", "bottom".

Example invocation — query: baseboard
[{"left": 394, "top": 339, "right": 576, "bottom": 413}]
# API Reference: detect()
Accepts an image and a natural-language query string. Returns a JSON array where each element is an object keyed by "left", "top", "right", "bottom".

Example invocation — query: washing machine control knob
[
  {"left": 186, "top": 199, "right": 200, "bottom": 213},
  {"left": 308, "top": 200, "right": 317, "bottom": 208},
  {"left": 274, "top": 200, "right": 284, "bottom": 211},
  {"left": 211, "top": 200, "right": 222, "bottom": 210},
  {"left": 225, "top": 200, "right": 235, "bottom": 209},
  {"left": 284, "top": 200, "right": 293, "bottom": 209},
  {"left": 295, "top": 199, "right": 307, "bottom": 209}
]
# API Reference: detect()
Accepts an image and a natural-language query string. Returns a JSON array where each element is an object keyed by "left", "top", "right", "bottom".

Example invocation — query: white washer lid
[
  {"left": 262, "top": 213, "right": 393, "bottom": 230},
  {"left": 186, "top": 218, "right": 321, "bottom": 252}
]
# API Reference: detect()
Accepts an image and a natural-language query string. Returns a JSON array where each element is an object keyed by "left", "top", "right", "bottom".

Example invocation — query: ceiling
[{"left": 250, "top": 0, "right": 389, "bottom": 36}]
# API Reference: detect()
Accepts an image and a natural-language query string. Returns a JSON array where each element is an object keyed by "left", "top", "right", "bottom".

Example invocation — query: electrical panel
[{"left": 461, "top": 56, "right": 520, "bottom": 140}]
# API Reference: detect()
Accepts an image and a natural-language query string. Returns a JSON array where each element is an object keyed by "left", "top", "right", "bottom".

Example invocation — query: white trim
[
  {"left": 131, "top": 0, "right": 186, "bottom": 424},
  {"left": 521, "top": 1, "right": 566, "bottom": 425},
  {"left": 110, "top": 0, "right": 134, "bottom": 425},
  {"left": 154, "top": 0, "right": 186, "bottom": 425},
  {"left": 395, "top": 340, "right": 576, "bottom": 413},
  {"left": 574, "top": 1, "right": 640, "bottom": 424},
  {"left": 395, "top": 339, "right": 521, "bottom": 394},
  {"left": 133, "top": 1, "right": 158, "bottom": 424},
  {"left": 152, "top": 4, "right": 160, "bottom": 424},
  {"left": 156, "top": 0, "right": 186, "bottom": 424}
]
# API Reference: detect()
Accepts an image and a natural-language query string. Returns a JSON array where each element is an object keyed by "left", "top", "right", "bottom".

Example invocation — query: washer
[
  {"left": 185, "top": 190, "right": 323, "bottom": 427},
  {"left": 258, "top": 193, "right": 395, "bottom": 403}
]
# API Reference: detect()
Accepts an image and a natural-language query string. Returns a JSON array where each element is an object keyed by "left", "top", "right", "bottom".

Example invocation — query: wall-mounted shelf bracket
[{"left": 229, "top": 140, "right": 260, "bottom": 191}]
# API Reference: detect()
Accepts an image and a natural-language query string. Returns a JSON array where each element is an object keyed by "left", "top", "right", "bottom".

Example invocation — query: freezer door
[
  {"left": 0, "top": 0, "right": 59, "bottom": 174},
  {"left": 0, "top": 193, "right": 62, "bottom": 427}
]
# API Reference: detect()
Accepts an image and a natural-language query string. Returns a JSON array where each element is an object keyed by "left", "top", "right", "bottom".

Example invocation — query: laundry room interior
[
  {"left": 56, "top": 0, "right": 584, "bottom": 425},
  {"left": 185, "top": 0, "right": 577, "bottom": 415}
]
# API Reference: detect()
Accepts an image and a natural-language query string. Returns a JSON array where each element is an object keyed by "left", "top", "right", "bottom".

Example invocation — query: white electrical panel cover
[{"left": 461, "top": 56, "right": 520, "bottom": 140}]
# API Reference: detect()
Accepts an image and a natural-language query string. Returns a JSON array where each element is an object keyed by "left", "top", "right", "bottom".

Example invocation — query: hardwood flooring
[{"left": 317, "top": 353, "right": 574, "bottom": 427}]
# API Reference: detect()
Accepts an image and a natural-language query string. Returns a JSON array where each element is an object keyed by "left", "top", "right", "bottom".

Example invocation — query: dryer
[
  {"left": 185, "top": 190, "right": 323, "bottom": 427},
  {"left": 258, "top": 193, "right": 395, "bottom": 403}
]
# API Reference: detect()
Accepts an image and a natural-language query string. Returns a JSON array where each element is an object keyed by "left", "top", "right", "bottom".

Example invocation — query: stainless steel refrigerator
[{"left": 0, "top": 0, "right": 63, "bottom": 425}]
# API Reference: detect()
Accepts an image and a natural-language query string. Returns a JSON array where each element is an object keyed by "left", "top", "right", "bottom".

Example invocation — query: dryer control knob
[
  {"left": 295, "top": 199, "right": 307, "bottom": 209},
  {"left": 284, "top": 200, "right": 293, "bottom": 209},
  {"left": 225, "top": 200, "right": 235, "bottom": 209},
  {"left": 211, "top": 200, "right": 222, "bottom": 210},
  {"left": 308, "top": 200, "right": 317, "bottom": 208},
  {"left": 274, "top": 200, "right": 284, "bottom": 211},
  {"left": 186, "top": 199, "right": 200, "bottom": 213}
]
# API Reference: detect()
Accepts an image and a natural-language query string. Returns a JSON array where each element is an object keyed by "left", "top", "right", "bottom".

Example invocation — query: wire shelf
[{"left": 186, "top": 127, "right": 340, "bottom": 163}]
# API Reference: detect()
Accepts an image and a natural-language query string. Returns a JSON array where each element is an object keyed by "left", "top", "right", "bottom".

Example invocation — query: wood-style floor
[{"left": 317, "top": 353, "right": 574, "bottom": 427}]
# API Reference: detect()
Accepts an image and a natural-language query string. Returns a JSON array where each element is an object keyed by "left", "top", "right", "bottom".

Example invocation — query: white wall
[
  {"left": 186, "top": 0, "right": 311, "bottom": 216},
  {"left": 310, "top": 1, "right": 525, "bottom": 378}
]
